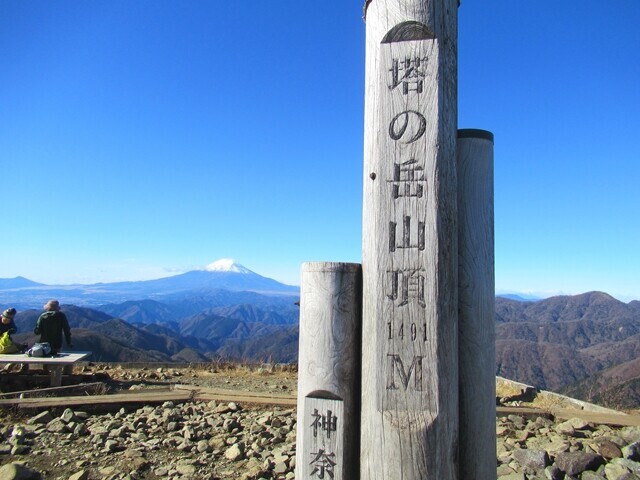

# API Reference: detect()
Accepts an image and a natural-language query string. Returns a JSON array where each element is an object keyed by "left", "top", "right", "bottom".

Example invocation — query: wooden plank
[
  {"left": 196, "top": 393, "right": 297, "bottom": 407},
  {"left": 0, "top": 382, "right": 105, "bottom": 399},
  {"left": 550, "top": 408, "right": 640, "bottom": 428},
  {"left": 361, "top": 0, "right": 458, "bottom": 479},
  {"left": 173, "top": 384, "right": 296, "bottom": 401},
  {"left": 0, "top": 390, "right": 192, "bottom": 409},
  {"left": 496, "top": 406, "right": 550, "bottom": 417},
  {"left": 0, "top": 386, "right": 296, "bottom": 410},
  {"left": 457, "top": 130, "right": 495, "bottom": 480},
  {"left": 174, "top": 385, "right": 297, "bottom": 407},
  {"left": 295, "top": 263, "right": 361, "bottom": 480},
  {"left": 496, "top": 406, "right": 640, "bottom": 428}
]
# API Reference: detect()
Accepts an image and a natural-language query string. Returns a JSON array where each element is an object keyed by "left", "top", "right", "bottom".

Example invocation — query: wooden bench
[{"left": 0, "top": 351, "right": 91, "bottom": 387}]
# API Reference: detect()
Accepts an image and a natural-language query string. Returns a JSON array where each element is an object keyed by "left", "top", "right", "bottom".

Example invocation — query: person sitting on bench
[
  {"left": 1, "top": 308, "right": 17, "bottom": 335},
  {"left": 34, "top": 300, "right": 73, "bottom": 355}
]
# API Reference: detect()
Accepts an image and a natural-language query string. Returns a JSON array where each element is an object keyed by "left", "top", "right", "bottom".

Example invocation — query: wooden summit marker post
[
  {"left": 361, "top": 0, "right": 458, "bottom": 479},
  {"left": 296, "top": 262, "right": 362, "bottom": 480},
  {"left": 457, "top": 129, "right": 496, "bottom": 480}
]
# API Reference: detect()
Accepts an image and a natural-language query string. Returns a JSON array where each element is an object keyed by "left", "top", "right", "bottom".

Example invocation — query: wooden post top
[
  {"left": 302, "top": 262, "right": 362, "bottom": 273},
  {"left": 363, "top": 0, "right": 461, "bottom": 21},
  {"left": 458, "top": 129, "right": 494, "bottom": 142}
]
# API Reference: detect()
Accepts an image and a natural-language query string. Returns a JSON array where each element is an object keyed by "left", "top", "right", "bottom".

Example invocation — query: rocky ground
[
  {"left": 95, "top": 363, "right": 298, "bottom": 396},
  {"left": 1, "top": 364, "right": 640, "bottom": 479},
  {"left": 496, "top": 414, "right": 640, "bottom": 479}
]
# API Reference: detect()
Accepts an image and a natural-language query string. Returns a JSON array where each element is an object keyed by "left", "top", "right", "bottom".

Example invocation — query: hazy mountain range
[
  {"left": 3, "top": 260, "right": 640, "bottom": 408},
  {"left": 0, "top": 259, "right": 299, "bottom": 310},
  {"left": 2, "top": 260, "right": 300, "bottom": 363}
]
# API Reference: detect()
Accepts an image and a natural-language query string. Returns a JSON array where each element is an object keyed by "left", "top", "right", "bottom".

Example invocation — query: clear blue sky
[{"left": 1, "top": 1, "right": 639, "bottom": 301}]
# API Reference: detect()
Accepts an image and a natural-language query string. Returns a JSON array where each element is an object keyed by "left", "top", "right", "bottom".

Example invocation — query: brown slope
[
  {"left": 496, "top": 339, "right": 599, "bottom": 391},
  {"left": 496, "top": 291, "right": 637, "bottom": 325},
  {"left": 563, "top": 356, "right": 640, "bottom": 409},
  {"left": 495, "top": 291, "right": 640, "bottom": 394}
]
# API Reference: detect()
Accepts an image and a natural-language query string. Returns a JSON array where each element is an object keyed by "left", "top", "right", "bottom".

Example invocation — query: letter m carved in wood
[{"left": 386, "top": 354, "right": 423, "bottom": 391}]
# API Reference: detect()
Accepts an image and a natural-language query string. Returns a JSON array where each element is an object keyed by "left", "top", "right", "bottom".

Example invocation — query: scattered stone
[
  {"left": 0, "top": 462, "right": 42, "bottom": 479},
  {"left": 68, "top": 471, "right": 89, "bottom": 480},
  {"left": 610, "top": 457, "right": 640, "bottom": 475},
  {"left": 225, "top": 443, "right": 245, "bottom": 461},
  {"left": 46, "top": 418, "right": 68, "bottom": 434},
  {"left": 498, "top": 473, "right": 526, "bottom": 480},
  {"left": 545, "top": 465, "right": 564, "bottom": 480},
  {"left": 581, "top": 472, "right": 606, "bottom": 480},
  {"left": 175, "top": 463, "right": 197, "bottom": 476},
  {"left": 624, "top": 442, "right": 640, "bottom": 461},
  {"left": 555, "top": 451, "right": 604, "bottom": 476},
  {"left": 60, "top": 408, "right": 78, "bottom": 423},
  {"left": 28, "top": 411, "right": 53, "bottom": 425},
  {"left": 154, "top": 466, "right": 169, "bottom": 476},
  {"left": 10, "top": 445, "right": 30, "bottom": 455},
  {"left": 513, "top": 448, "right": 549, "bottom": 472},
  {"left": 497, "top": 464, "right": 515, "bottom": 476},
  {"left": 598, "top": 439, "right": 624, "bottom": 459}
]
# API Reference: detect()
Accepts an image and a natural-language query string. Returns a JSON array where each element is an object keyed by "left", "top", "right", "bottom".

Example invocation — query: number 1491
[{"left": 387, "top": 322, "right": 427, "bottom": 342}]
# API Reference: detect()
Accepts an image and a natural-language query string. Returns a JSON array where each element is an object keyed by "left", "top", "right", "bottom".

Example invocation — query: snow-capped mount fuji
[
  {"left": 204, "top": 259, "right": 254, "bottom": 274},
  {"left": 104, "top": 259, "right": 299, "bottom": 296}
]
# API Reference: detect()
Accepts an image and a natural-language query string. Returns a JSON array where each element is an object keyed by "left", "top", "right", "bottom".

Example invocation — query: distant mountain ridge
[
  {"left": 0, "top": 276, "right": 44, "bottom": 289},
  {"left": 0, "top": 259, "right": 299, "bottom": 309},
  {"left": 497, "top": 293, "right": 541, "bottom": 302},
  {"left": 495, "top": 291, "right": 640, "bottom": 408}
]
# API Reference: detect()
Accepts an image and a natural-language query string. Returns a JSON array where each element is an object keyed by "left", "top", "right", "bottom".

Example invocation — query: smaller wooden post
[
  {"left": 295, "top": 262, "right": 362, "bottom": 480},
  {"left": 49, "top": 366, "right": 63, "bottom": 387},
  {"left": 457, "top": 129, "right": 496, "bottom": 480}
]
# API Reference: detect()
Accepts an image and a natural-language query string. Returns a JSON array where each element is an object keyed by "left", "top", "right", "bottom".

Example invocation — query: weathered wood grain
[
  {"left": 361, "top": 1, "right": 458, "bottom": 478},
  {"left": 296, "top": 262, "right": 362, "bottom": 480},
  {"left": 457, "top": 129, "right": 495, "bottom": 480}
]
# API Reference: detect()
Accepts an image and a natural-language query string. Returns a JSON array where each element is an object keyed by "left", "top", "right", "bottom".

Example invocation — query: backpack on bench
[{"left": 27, "top": 342, "right": 53, "bottom": 357}]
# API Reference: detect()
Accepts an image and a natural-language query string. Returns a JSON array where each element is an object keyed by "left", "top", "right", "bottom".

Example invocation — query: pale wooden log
[
  {"left": 0, "top": 382, "right": 105, "bottom": 399},
  {"left": 457, "top": 129, "right": 496, "bottom": 480},
  {"left": 296, "top": 262, "right": 362, "bottom": 480},
  {"left": 0, "top": 390, "right": 193, "bottom": 409},
  {"left": 174, "top": 385, "right": 297, "bottom": 407},
  {"left": 361, "top": 0, "right": 459, "bottom": 478}
]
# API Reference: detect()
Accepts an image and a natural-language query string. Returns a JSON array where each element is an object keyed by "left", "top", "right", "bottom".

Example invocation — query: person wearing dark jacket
[
  {"left": 1, "top": 308, "right": 17, "bottom": 335},
  {"left": 34, "top": 300, "right": 72, "bottom": 354}
]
